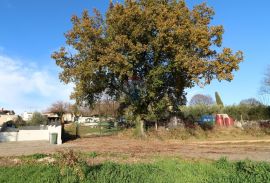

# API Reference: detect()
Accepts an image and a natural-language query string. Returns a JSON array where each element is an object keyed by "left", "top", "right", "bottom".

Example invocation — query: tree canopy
[
  {"left": 240, "top": 98, "right": 262, "bottom": 106},
  {"left": 189, "top": 94, "right": 214, "bottom": 106},
  {"left": 259, "top": 66, "right": 270, "bottom": 105},
  {"left": 28, "top": 112, "right": 48, "bottom": 125},
  {"left": 52, "top": 0, "right": 243, "bottom": 125},
  {"left": 261, "top": 66, "right": 270, "bottom": 95}
]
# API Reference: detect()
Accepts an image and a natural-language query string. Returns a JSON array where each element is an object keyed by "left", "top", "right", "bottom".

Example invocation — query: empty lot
[{"left": 1, "top": 137, "right": 270, "bottom": 162}]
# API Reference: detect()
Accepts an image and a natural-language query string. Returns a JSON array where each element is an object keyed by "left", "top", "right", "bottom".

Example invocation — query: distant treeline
[{"left": 180, "top": 104, "right": 270, "bottom": 121}]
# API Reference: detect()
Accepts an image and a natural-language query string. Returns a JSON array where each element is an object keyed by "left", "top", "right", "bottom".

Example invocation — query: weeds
[
  {"left": 56, "top": 150, "right": 89, "bottom": 181},
  {"left": 1, "top": 157, "right": 270, "bottom": 183}
]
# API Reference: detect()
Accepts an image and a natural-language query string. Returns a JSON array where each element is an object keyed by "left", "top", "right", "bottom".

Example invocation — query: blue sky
[{"left": 0, "top": 0, "right": 269, "bottom": 113}]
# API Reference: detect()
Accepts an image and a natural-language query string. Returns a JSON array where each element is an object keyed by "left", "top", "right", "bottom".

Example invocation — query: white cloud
[{"left": 0, "top": 54, "right": 73, "bottom": 114}]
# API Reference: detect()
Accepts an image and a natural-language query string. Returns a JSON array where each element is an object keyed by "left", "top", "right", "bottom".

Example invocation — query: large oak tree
[{"left": 52, "top": 0, "right": 243, "bottom": 135}]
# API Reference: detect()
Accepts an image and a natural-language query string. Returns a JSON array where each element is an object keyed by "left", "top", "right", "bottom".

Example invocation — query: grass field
[{"left": 0, "top": 154, "right": 270, "bottom": 183}]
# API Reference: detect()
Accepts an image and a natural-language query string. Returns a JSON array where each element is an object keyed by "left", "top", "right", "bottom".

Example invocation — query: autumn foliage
[{"left": 52, "top": 0, "right": 243, "bottom": 131}]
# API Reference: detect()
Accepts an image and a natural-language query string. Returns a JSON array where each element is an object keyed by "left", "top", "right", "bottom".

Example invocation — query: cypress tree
[{"left": 215, "top": 92, "right": 224, "bottom": 107}]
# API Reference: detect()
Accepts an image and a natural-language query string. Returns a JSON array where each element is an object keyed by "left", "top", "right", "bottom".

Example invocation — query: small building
[
  {"left": 0, "top": 108, "right": 18, "bottom": 126},
  {"left": 42, "top": 112, "right": 60, "bottom": 123},
  {"left": 22, "top": 112, "right": 33, "bottom": 121},
  {"left": 78, "top": 116, "right": 100, "bottom": 123},
  {"left": 63, "top": 113, "right": 75, "bottom": 123}
]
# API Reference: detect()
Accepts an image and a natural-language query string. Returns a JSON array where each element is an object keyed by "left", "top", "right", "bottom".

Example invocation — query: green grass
[
  {"left": 0, "top": 164, "right": 61, "bottom": 183},
  {"left": 0, "top": 158, "right": 270, "bottom": 183}
]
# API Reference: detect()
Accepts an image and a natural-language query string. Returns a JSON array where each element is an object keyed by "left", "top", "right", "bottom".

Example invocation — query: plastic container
[
  {"left": 216, "top": 114, "right": 223, "bottom": 126},
  {"left": 224, "top": 117, "right": 234, "bottom": 127},
  {"left": 199, "top": 115, "right": 215, "bottom": 125},
  {"left": 230, "top": 117, "right": 234, "bottom": 126},
  {"left": 224, "top": 117, "right": 229, "bottom": 126}
]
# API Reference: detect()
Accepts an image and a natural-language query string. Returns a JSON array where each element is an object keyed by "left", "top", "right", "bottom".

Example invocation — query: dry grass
[{"left": 140, "top": 125, "right": 270, "bottom": 141}]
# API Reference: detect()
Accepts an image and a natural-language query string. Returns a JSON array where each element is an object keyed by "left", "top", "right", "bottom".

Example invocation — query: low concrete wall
[
  {"left": 18, "top": 130, "right": 49, "bottom": 141},
  {"left": 0, "top": 132, "right": 17, "bottom": 142},
  {"left": 0, "top": 125, "right": 62, "bottom": 144}
]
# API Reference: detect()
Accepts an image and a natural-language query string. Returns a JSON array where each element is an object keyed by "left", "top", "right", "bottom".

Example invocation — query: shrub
[
  {"left": 180, "top": 105, "right": 222, "bottom": 121},
  {"left": 235, "top": 160, "right": 270, "bottom": 182},
  {"left": 27, "top": 112, "right": 48, "bottom": 125},
  {"left": 180, "top": 104, "right": 270, "bottom": 122},
  {"left": 56, "top": 150, "right": 89, "bottom": 181},
  {"left": 13, "top": 116, "right": 26, "bottom": 127},
  {"left": 223, "top": 105, "right": 270, "bottom": 121}
]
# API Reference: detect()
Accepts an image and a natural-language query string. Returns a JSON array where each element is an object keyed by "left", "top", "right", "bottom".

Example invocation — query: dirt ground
[
  {"left": 67, "top": 136, "right": 270, "bottom": 162},
  {"left": 1, "top": 137, "right": 270, "bottom": 162},
  {"left": 0, "top": 141, "right": 70, "bottom": 156}
]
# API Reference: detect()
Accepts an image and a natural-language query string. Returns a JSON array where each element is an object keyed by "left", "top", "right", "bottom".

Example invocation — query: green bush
[
  {"left": 223, "top": 105, "right": 270, "bottom": 121},
  {"left": 180, "top": 104, "right": 270, "bottom": 122},
  {"left": 180, "top": 105, "right": 222, "bottom": 121},
  {"left": 27, "top": 112, "right": 48, "bottom": 125}
]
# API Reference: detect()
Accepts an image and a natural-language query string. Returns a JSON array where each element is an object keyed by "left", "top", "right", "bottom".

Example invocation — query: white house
[
  {"left": 63, "top": 113, "right": 75, "bottom": 122},
  {"left": 0, "top": 108, "right": 18, "bottom": 126},
  {"left": 78, "top": 116, "right": 100, "bottom": 123},
  {"left": 22, "top": 112, "right": 33, "bottom": 121}
]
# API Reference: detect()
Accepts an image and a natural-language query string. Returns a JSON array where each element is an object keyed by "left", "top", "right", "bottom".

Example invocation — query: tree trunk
[
  {"left": 155, "top": 121, "right": 158, "bottom": 131},
  {"left": 136, "top": 115, "right": 146, "bottom": 137},
  {"left": 140, "top": 119, "right": 145, "bottom": 136}
]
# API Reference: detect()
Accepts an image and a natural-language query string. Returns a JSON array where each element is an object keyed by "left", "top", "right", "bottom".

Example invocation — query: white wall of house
[
  {"left": 0, "top": 125, "right": 62, "bottom": 144},
  {"left": 22, "top": 112, "right": 33, "bottom": 121},
  {"left": 0, "top": 115, "right": 18, "bottom": 125},
  {"left": 63, "top": 113, "right": 74, "bottom": 122},
  {"left": 78, "top": 116, "right": 100, "bottom": 123}
]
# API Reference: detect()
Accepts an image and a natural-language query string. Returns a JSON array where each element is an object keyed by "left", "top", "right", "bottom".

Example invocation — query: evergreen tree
[{"left": 215, "top": 92, "right": 224, "bottom": 107}]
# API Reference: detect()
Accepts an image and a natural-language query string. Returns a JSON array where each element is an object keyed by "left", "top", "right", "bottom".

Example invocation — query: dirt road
[
  {"left": 0, "top": 141, "right": 71, "bottom": 156},
  {"left": 1, "top": 137, "right": 270, "bottom": 162}
]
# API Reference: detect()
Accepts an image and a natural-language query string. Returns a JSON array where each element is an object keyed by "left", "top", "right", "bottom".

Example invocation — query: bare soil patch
[
  {"left": 0, "top": 141, "right": 72, "bottom": 157},
  {"left": 1, "top": 137, "right": 270, "bottom": 164},
  {"left": 66, "top": 136, "right": 270, "bottom": 162}
]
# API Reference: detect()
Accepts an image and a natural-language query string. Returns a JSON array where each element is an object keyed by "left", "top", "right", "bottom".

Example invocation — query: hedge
[{"left": 180, "top": 104, "right": 270, "bottom": 121}]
